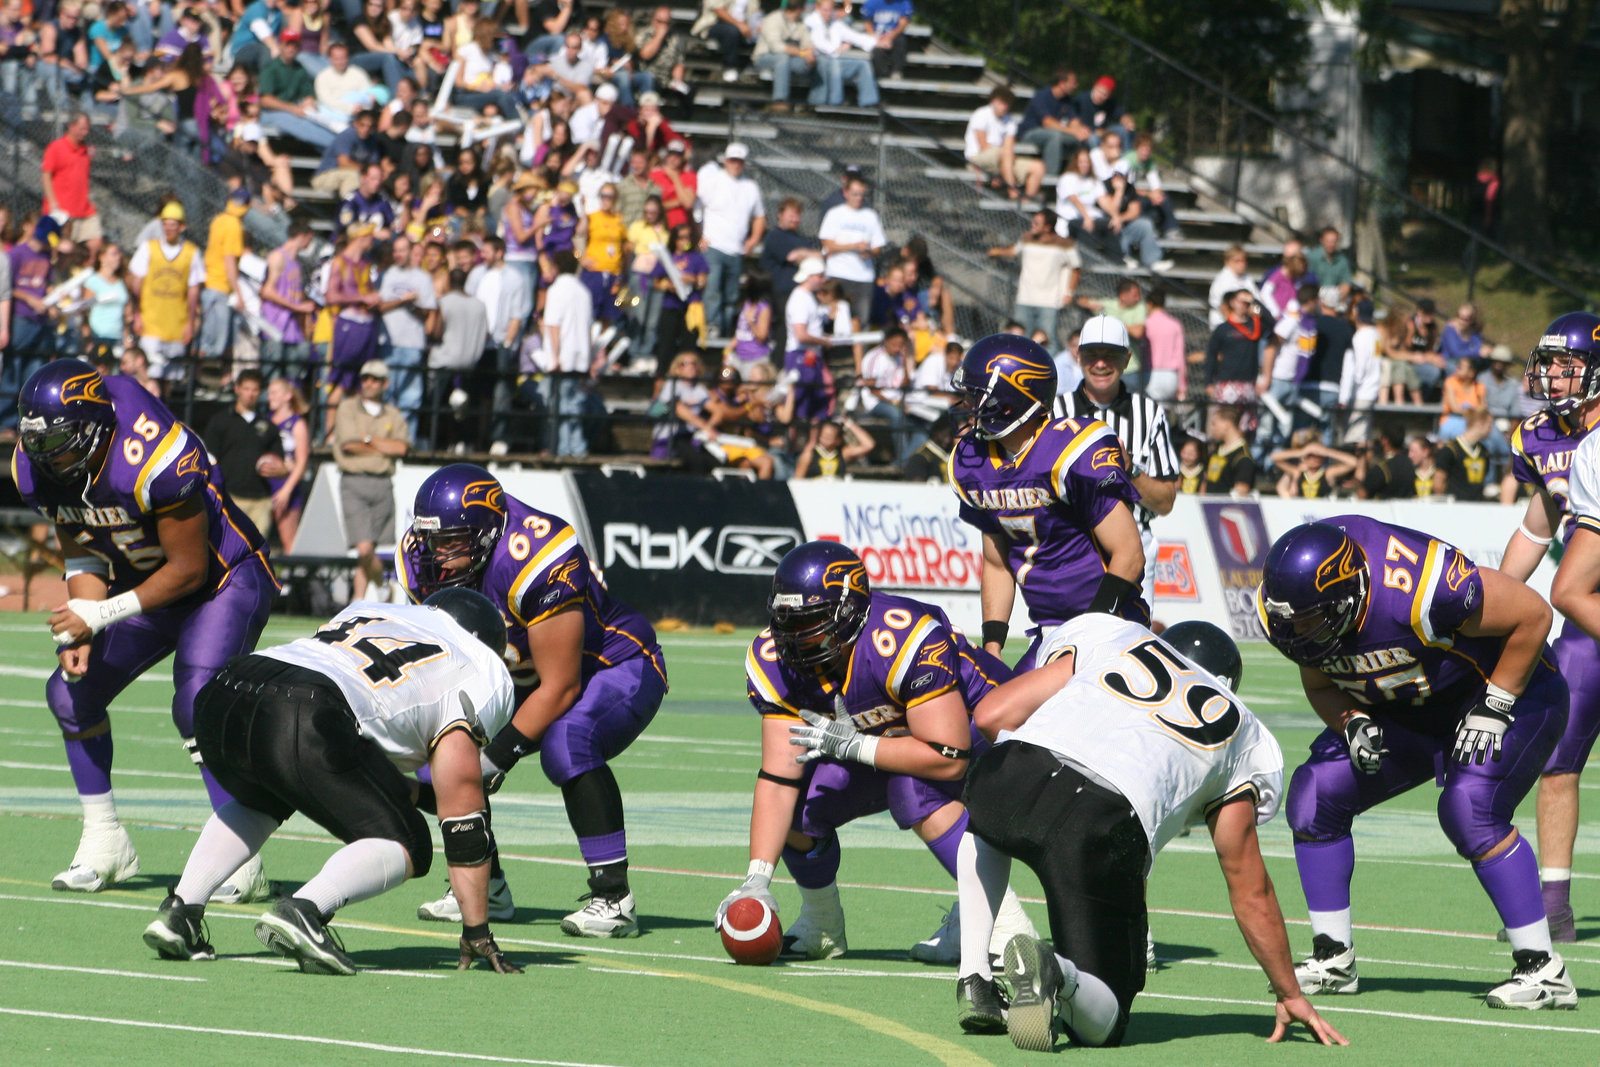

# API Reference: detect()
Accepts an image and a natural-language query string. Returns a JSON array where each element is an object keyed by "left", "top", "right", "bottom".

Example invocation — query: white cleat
[
  {"left": 52, "top": 825, "right": 139, "bottom": 892},
  {"left": 210, "top": 853, "right": 274, "bottom": 905},
  {"left": 908, "top": 902, "right": 961, "bottom": 964},
  {"left": 416, "top": 876, "right": 516, "bottom": 922},
  {"left": 991, "top": 888, "right": 1038, "bottom": 962},
  {"left": 1485, "top": 950, "right": 1578, "bottom": 1010},
  {"left": 1146, "top": 927, "right": 1158, "bottom": 972},
  {"left": 1294, "top": 935, "right": 1359, "bottom": 995},
  {"left": 561, "top": 891, "right": 638, "bottom": 938},
  {"left": 780, "top": 885, "right": 847, "bottom": 960}
]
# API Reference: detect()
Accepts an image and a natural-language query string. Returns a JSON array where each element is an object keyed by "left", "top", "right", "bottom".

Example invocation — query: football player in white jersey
[
  {"left": 141, "top": 591, "right": 522, "bottom": 976},
  {"left": 953, "top": 614, "right": 1347, "bottom": 1051}
]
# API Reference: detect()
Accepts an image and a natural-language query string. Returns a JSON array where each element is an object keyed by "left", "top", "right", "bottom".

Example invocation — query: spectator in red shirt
[
  {"left": 648, "top": 138, "right": 697, "bottom": 230},
  {"left": 41, "top": 111, "right": 101, "bottom": 257},
  {"left": 624, "top": 90, "right": 679, "bottom": 158}
]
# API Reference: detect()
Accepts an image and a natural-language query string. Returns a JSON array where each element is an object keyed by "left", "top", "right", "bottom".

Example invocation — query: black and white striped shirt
[{"left": 1054, "top": 383, "right": 1180, "bottom": 532}]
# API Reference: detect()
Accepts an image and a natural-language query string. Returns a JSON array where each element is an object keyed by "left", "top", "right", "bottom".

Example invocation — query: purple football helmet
[
  {"left": 408, "top": 463, "right": 508, "bottom": 598},
  {"left": 18, "top": 359, "right": 118, "bottom": 483},
  {"left": 1257, "top": 522, "right": 1369, "bottom": 666},
  {"left": 1526, "top": 311, "right": 1600, "bottom": 417},
  {"left": 767, "top": 540, "right": 872, "bottom": 672},
  {"left": 953, "top": 334, "right": 1058, "bottom": 440}
]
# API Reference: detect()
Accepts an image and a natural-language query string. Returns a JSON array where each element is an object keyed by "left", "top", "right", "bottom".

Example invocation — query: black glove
[{"left": 459, "top": 933, "right": 522, "bottom": 974}]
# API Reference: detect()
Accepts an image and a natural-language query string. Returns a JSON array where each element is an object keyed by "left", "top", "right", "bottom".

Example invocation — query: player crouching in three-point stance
[
  {"left": 954, "top": 614, "right": 1345, "bottom": 1051},
  {"left": 143, "top": 591, "right": 521, "bottom": 975},
  {"left": 400, "top": 464, "right": 668, "bottom": 938},
  {"left": 1260, "top": 519, "right": 1577, "bottom": 1010},
  {"left": 15, "top": 359, "right": 276, "bottom": 903},
  {"left": 715, "top": 541, "right": 1037, "bottom": 963}
]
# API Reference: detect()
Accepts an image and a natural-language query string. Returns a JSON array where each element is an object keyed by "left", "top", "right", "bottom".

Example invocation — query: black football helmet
[{"left": 1161, "top": 620, "right": 1243, "bottom": 692}]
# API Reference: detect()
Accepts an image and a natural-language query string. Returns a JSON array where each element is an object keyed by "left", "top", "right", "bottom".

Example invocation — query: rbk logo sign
[{"left": 604, "top": 524, "right": 801, "bottom": 574}]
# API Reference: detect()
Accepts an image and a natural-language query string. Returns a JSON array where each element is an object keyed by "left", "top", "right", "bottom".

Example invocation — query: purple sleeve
[
  {"left": 1428, "top": 546, "right": 1483, "bottom": 636},
  {"left": 957, "top": 499, "right": 1001, "bottom": 537},
  {"left": 145, "top": 439, "right": 209, "bottom": 512},
  {"left": 1058, "top": 427, "right": 1137, "bottom": 529},
  {"left": 511, "top": 545, "right": 591, "bottom": 626},
  {"left": 896, "top": 630, "right": 963, "bottom": 710}
]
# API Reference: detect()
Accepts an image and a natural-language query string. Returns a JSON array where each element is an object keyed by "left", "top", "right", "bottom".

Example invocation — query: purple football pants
[
  {"left": 517, "top": 656, "right": 666, "bottom": 786},
  {"left": 1545, "top": 619, "right": 1600, "bottom": 775},
  {"left": 46, "top": 558, "right": 276, "bottom": 798},
  {"left": 1287, "top": 663, "right": 1567, "bottom": 860}
]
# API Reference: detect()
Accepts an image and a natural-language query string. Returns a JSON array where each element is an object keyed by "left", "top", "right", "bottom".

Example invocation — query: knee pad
[
  {"left": 1437, "top": 785, "right": 1507, "bottom": 860},
  {"left": 781, "top": 832, "right": 841, "bottom": 890},
  {"left": 441, "top": 809, "right": 495, "bottom": 868}
]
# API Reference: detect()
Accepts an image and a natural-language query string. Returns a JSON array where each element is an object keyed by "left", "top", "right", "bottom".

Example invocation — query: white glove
[
  {"left": 1342, "top": 713, "right": 1388, "bottom": 776},
  {"left": 1453, "top": 685, "right": 1516, "bottom": 765},
  {"left": 714, "top": 859, "right": 778, "bottom": 930},
  {"left": 788, "top": 706, "right": 879, "bottom": 767}
]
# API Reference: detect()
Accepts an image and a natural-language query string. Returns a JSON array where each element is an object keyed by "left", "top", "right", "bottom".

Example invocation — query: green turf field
[{"left": 0, "top": 617, "right": 1596, "bottom": 1064}]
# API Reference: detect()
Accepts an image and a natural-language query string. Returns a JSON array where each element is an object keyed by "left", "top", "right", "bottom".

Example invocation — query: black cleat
[
  {"left": 254, "top": 896, "right": 357, "bottom": 975},
  {"left": 142, "top": 893, "right": 215, "bottom": 961},
  {"left": 956, "top": 974, "right": 1009, "bottom": 1034},
  {"left": 1003, "top": 934, "right": 1063, "bottom": 1052}
]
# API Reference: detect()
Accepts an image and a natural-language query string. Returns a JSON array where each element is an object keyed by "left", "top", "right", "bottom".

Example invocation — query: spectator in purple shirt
[{"left": 2, "top": 218, "right": 62, "bottom": 431}]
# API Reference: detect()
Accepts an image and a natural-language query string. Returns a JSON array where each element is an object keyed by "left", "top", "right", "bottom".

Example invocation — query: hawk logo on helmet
[
  {"left": 461, "top": 479, "right": 505, "bottom": 515},
  {"left": 1314, "top": 538, "right": 1362, "bottom": 593},
  {"left": 995, "top": 360, "right": 1054, "bottom": 396},
  {"left": 60, "top": 371, "right": 110, "bottom": 407},
  {"left": 821, "top": 558, "right": 868, "bottom": 599}
]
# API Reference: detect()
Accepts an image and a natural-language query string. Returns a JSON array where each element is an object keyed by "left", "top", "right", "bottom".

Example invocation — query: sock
[
  {"left": 797, "top": 880, "right": 842, "bottom": 914},
  {"left": 1540, "top": 866, "right": 1572, "bottom": 883},
  {"left": 175, "top": 802, "right": 282, "bottom": 906},
  {"left": 578, "top": 830, "right": 628, "bottom": 869},
  {"left": 199, "top": 766, "right": 235, "bottom": 812},
  {"left": 65, "top": 734, "right": 114, "bottom": 796},
  {"left": 1307, "top": 909, "right": 1353, "bottom": 948},
  {"left": 1542, "top": 879, "right": 1573, "bottom": 919},
  {"left": 956, "top": 832, "right": 1010, "bottom": 981},
  {"left": 1294, "top": 837, "right": 1355, "bottom": 913},
  {"left": 1055, "top": 955, "right": 1121, "bottom": 1047},
  {"left": 1473, "top": 837, "right": 1550, "bottom": 954},
  {"left": 296, "top": 837, "right": 410, "bottom": 919},
  {"left": 923, "top": 810, "right": 967, "bottom": 879},
  {"left": 782, "top": 833, "right": 841, "bottom": 890},
  {"left": 79, "top": 790, "right": 120, "bottom": 833}
]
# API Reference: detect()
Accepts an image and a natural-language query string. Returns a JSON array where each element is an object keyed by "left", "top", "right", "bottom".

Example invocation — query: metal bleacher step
[{"left": 1162, "top": 236, "right": 1280, "bottom": 256}]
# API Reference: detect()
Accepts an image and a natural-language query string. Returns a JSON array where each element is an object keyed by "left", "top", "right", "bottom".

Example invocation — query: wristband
[
  {"left": 1088, "top": 573, "right": 1141, "bottom": 617},
  {"left": 58, "top": 591, "right": 142, "bottom": 643},
  {"left": 1517, "top": 522, "right": 1553, "bottom": 548},
  {"left": 462, "top": 922, "right": 490, "bottom": 942},
  {"left": 856, "top": 733, "right": 881, "bottom": 768},
  {"left": 980, "top": 620, "right": 1008, "bottom": 649},
  {"left": 482, "top": 721, "right": 538, "bottom": 772},
  {"left": 1483, "top": 682, "right": 1516, "bottom": 714},
  {"left": 745, "top": 858, "right": 775, "bottom": 888}
]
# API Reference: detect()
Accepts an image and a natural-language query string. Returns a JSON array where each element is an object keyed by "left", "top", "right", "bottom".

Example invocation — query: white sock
[
  {"left": 175, "top": 802, "right": 281, "bottom": 906},
  {"left": 1307, "top": 908, "right": 1353, "bottom": 948},
  {"left": 1504, "top": 918, "right": 1554, "bottom": 956},
  {"left": 80, "top": 791, "right": 119, "bottom": 833},
  {"left": 1540, "top": 867, "right": 1571, "bottom": 884},
  {"left": 796, "top": 881, "right": 842, "bottom": 913},
  {"left": 956, "top": 832, "right": 1010, "bottom": 980},
  {"left": 297, "top": 838, "right": 411, "bottom": 918},
  {"left": 1055, "top": 954, "right": 1121, "bottom": 1047}
]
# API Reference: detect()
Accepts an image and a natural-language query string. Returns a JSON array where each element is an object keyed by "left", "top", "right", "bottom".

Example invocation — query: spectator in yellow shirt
[
  {"left": 582, "top": 182, "right": 627, "bottom": 328},
  {"left": 201, "top": 187, "right": 250, "bottom": 366}
]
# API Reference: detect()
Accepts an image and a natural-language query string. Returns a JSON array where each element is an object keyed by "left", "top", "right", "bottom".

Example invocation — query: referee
[{"left": 1053, "top": 315, "right": 1180, "bottom": 619}]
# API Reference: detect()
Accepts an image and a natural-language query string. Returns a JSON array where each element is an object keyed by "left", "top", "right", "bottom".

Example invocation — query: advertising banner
[
  {"left": 1199, "top": 499, "right": 1270, "bottom": 640},
  {"left": 572, "top": 471, "right": 804, "bottom": 625}
]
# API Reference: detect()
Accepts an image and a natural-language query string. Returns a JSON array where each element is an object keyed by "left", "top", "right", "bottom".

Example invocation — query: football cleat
[
  {"left": 52, "top": 825, "right": 139, "bottom": 892},
  {"left": 1003, "top": 934, "right": 1066, "bottom": 1053},
  {"left": 1485, "top": 950, "right": 1578, "bottom": 1010},
  {"left": 956, "top": 974, "right": 1009, "bottom": 1034},
  {"left": 1146, "top": 927, "right": 1158, "bottom": 972},
  {"left": 908, "top": 903, "right": 961, "bottom": 964},
  {"left": 780, "top": 885, "right": 847, "bottom": 960},
  {"left": 254, "top": 896, "right": 357, "bottom": 975},
  {"left": 1294, "top": 934, "right": 1359, "bottom": 995},
  {"left": 560, "top": 891, "right": 639, "bottom": 938},
  {"left": 142, "top": 894, "right": 215, "bottom": 961},
  {"left": 415, "top": 876, "right": 516, "bottom": 923},
  {"left": 210, "top": 853, "right": 273, "bottom": 905},
  {"left": 991, "top": 889, "right": 1039, "bottom": 962}
]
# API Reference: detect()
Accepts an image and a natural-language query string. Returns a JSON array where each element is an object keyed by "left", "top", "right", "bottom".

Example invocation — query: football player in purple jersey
[
  {"left": 714, "top": 541, "right": 1038, "bottom": 963},
  {"left": 14, "top": 359, "right": 277, "bottom": 902},
  {"left": 1259, "top": 519, "right": 1576, "bottom": 1010},
  {"left": 1497, "top": 311, "right": 1600, "bottom": 942},
  {"left": 946, "top": 334, "right": 1146, "bottom": 672},
  {"left": 398, "top": 464, "right": 668, "bottom": 938}
]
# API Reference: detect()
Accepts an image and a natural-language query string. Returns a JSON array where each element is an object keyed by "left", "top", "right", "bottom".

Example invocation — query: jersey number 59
[{"left": 1101, "top": 639, "right": 1242, "bottom": 749}]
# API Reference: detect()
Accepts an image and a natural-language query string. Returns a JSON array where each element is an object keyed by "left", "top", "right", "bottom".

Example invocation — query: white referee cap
[{"left": 1079, "top": 314, "right": 1131, "bottom": 351}]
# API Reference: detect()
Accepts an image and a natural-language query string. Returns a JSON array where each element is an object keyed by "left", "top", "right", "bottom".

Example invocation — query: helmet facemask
[
  {"left": 953, "top": 362, "right": 1044, "bottom": 441},
  {"left": 769, "top": 590, "right": 869, "bottom": 673},
  {"left": 1527, "top": 345, "right": 1600, "bottom": 417},
  {"left": 410, "top": 517, "right": 498, "bottom": 596},
  {"left": 20, "top": 415, "right": 110, "bottom": 483},
  {"left": 1260, "top": 566, "right": 1368, "bottom": 666}
]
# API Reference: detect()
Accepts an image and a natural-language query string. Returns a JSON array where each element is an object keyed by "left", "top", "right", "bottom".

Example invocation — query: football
[
  {"left": 719, "top": 896, "right": 781, "bottom": 966},
  {"left": 255, "top": 454, "right": 289, "bottom": 479}
]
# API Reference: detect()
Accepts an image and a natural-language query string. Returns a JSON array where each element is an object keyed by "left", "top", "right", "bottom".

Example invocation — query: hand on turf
[
  {"left": 1452, "top": 696, "right": 1514, "bottom": 765},
  {"left": 1342, "top": 713, "right": 1388, "bottom": 776},
  {"left": 458, "top": 934, "right": 522, "bottom": 973},
  {"left": 1268, "top": 995, "right": 1348, "bottom": 1046},
  {"left": 789, "top": 707, "right": 875, "bottom": 766},
  {"left": 714, "top": 879, "right": 778, "bottom": 931}
]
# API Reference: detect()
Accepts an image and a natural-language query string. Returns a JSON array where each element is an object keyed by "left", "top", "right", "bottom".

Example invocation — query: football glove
[
  {"left": 480, "top": 722, "right": 537, "bottom": 794},
  {"left": 714, "top": 860, "right": 778, "bottom": 931},
  {"left": 479, "top": 749, "right": 508, "bottom": 796},
  {"left": 1343, "top": 713, "right": 1388, "bottom": 775},
  {"left": 458, "top": 934, "right": 522, "bottom": 974},
  {"left": 1453, "top": 686, "right": 1516, "bottom": 765},
  {"left": 789, "top": 706, "right": 879, "bottom": 767}
]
